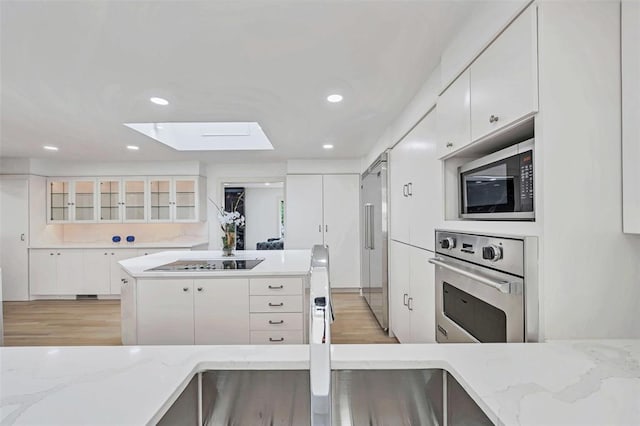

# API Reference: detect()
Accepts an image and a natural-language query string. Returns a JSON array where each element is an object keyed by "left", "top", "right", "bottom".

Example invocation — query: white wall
[
  {"left": 538, "top": 1, "right": 640, "bottom": 339},
  {"left": 28, "top": 159, "right": 203, "bottom": 176},
  {"left": 287, "top": 159, "right": 361, "bottom": 174},
  {"left": 244, "top": 187, "right": 283, "bottom": 250}
]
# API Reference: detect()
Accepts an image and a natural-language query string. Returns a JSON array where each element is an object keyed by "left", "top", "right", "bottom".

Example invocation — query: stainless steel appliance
[
  {"left": 361, "top": 152, "right": 389, "bottom": 330},
  {"left": 147, "top": 258, "right": 264, "bottom": 271},
  {"left": 459, "top": 139, "right": 534, "bottom": 220},
  {"left": 429, "top": 230, "right": 538, "bottom": 343}
]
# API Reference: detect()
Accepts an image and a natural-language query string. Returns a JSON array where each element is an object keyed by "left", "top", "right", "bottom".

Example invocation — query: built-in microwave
[{"left": 459, "top": 139, "right": 534, "bottom": 220}]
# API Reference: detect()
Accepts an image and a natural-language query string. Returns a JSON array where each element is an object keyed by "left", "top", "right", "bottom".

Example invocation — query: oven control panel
[{"left": 435, "top": 230, "right": 524, "bottom": 276}]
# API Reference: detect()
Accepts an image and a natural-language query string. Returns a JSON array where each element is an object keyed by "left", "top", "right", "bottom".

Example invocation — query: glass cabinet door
[
  {"left": 174, "top": 179, "right": 197, "bottom": 221},
  {"left": 73, "top": 180, "right": 96, "bottom": 221},
  {"left": 49, "top": 180, "right": 70, "bottom": 222},
  {"left": 149, "top": 179, "right": 171, "bottom": 221},
  {"left": 99, "top": 180, "right": 121, "bottom": 222},
  {"left": 123, "top": 179, "right": 146, "bottom": 222}
]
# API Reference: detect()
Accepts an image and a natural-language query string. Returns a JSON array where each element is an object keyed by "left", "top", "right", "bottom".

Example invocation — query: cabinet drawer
[
  {"left": 250, "top": 330, "right": 303, "bottom": 345},
  {"left": 249, "top": 277, "right": 302, "bottom": 295},
  {"left": 249, "top": 295, "right": 303, "bottom": 313},
  {"left": 250, "top": 313, "right": 303, "bottom": 331}
]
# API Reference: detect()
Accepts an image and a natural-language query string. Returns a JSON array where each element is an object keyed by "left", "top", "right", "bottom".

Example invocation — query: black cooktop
[{"left": 147, "top": 258, "right": 264, "bottom": 271}]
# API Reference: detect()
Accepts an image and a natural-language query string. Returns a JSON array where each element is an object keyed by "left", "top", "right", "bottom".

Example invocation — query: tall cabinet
[{"left": 285, "top": 174, "right": 360, "bottom": 288}]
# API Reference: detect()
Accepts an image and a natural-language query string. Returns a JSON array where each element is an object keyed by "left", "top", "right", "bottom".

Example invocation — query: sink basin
[{"left": 158, "top": 369, "right": 491, "bottom": 426}]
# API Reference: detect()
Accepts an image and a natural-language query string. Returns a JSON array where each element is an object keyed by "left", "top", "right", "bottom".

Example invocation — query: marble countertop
[
  {"left": 119, "top": 249, "right": 312, "bottom": 278},
  {"left": 29, "top": 240, "right": 209, "bottom": 249},
  {"left": 1, "top": 340, "right": 638, "bottom": 425}
]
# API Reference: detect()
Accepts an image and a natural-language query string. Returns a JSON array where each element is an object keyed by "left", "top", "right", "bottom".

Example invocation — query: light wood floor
[{"left": 2, "top": 293, "right": 397, "bottom": 346}]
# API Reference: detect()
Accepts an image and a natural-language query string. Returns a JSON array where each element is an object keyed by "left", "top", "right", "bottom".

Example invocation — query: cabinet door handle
[
  {"left": 318, "top": 225, "right": 322, "bottom": 232},
  {"left": 121, "top": 279, "right": 128, "bottom": 284},
  {"left": 104, "top": 252, "right": 108, "bottom": 255},
  {"left": 50, "top": 253, "right": 54, "bottom": 256},
  {"left": 57, "top": 252, "right": 61, "bottom": 255},
  {"left": 403, "top": 293, "right": 408, "bottom": 306},
  {"left": 269, "top": 320, "right": 284, "bottom": 325},
  {"left": 407, "top": 182, "right": 413, "bottom": 196},
  {"left": 408, "top": 297, "right": 413, "bottom": 311},
  {"left": 268, "top": 302, "right": 284, "bottom": 307},
  {"left": 489, "top": 114, "right": 499, "bottom": 123},
  {"left": 197, "top": 287, "right": 203, "bottom": 292},
  {"left": 446, "top": 142, "right": 454, "bottom": 148},
  {"left": 269, "top": 337, "right": 285, "bottom": 342},
  {"left": 20, "top": 233, "right": 25, "bottom": 241},
  {"left": 268, "top": 285, "right": 284, "bottom": 289},
  {"left": 325, "top": 224, "right": 328, "bottom": 233},
  {"left": 182, "top": 287, "right": 189, "bottom": 292},
  {"left": 403, "top": 184, "right": 408, "bottom": 197}
]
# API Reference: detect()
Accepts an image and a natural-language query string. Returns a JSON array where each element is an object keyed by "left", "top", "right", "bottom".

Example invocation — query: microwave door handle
[{"left": 428, "top": 257, "right": 519, "bottom": 294}]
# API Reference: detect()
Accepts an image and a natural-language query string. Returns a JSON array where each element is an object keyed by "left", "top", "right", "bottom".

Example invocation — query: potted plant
[{"left": 210, "top": 193, "right": 245, "bottom": 256}]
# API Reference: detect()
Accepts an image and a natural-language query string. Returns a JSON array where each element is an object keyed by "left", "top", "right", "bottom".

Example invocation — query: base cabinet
[
  {"left": 389, "top": 240, "right": 435, "bottom": 343},
  {"left": 129, "top": 276, "right": 304, "bottom": 345},
  {"left": 137, "top": 279, "right": 195, "bottom": 345},
  {"left": 195, "top": 279, "right": 250, "bottom": 344}
]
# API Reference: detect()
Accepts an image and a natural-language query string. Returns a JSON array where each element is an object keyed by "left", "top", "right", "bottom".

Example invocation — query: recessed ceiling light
[
  {"left": 323, "top": 144, "right": 334, "bottom": 150},
  {"left": 43, "top": 145, "right": 58, "bottom": 151},
  {"left": 264, "top": 182, "right": 271, "bottom": 186},
  {"left": 126, "top": 145, "right": 140, "bottom": 151},
  {"left": 327, "top": 94, "right": 343, "bottom": 103},
  {"left": 150, "top": 97, "right": 169, "bottom": 106}
]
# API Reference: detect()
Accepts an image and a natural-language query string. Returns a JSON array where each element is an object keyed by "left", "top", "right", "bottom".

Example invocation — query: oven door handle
[{"left": 428, "top": 257, "right": 520, "bottom": 294}]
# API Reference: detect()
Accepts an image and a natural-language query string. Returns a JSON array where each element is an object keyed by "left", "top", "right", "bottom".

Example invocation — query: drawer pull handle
[
  {"left": 268, "top": 285, "right": 284, "bottom": 289},
  {"left": 268, "top": 302, "right": 284, "bottom": 307},
  {"left": 269, "top": 320, "right": 284, "bottom": 325},
  {"left": 269, "top": 337, "right": 285, "bottom": 342}
]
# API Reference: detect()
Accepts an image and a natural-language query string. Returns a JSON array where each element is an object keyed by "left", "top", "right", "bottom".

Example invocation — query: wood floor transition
[{"left": 2, "top": 293, "right": 397, "bottom": 346}]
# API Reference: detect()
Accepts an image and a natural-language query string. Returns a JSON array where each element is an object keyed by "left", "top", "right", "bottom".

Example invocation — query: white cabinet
[
  {"left": 389, "top": 241, "right": 435, "bottom": 343},
  {"left": 194, "top": 279, "right": 249, "bottom": 344},
  {"left": 623, "top": 1, "right": 640, "bottom": 234},
  {"left": 286, "top": 174, "right": 360, "bottom": 288},
  {"left": 148, "top": 176, "right": 203, "bottom": 223},
  {"left": 109, "top": 249, "right": 138, "bottom": 294},
  {"left": 98, "top": 178, "right": 147, "bottom": 223},
  {"left": 285, "top": 175, "right": 324, "bottom": 249},
  {"left": 29, "top": 250, "right": 59, "bottom": 295},
  {"left": 437, "top": 69, "right": 471, "bottom": 158},
  {"left": 0, "top": 177, "right": 30, "bottom": 301},
  {"left": 30, "top": 250, "right": 84, "bottom": 295},
  {"left": 249, "top": 277, "right": 304, "bottom": 344},
  {"left": 389, "top": 110, "right": 441, "bottom": 251},
  {"left": 470, "top": 5, "right": 538, "bottom": 140},
  {"left": 47, "top": 179, "right": 97, "bottom": 223},
  {"left": 81, "top": 250, "right": 111, "bottom": 295},
  {"left": 137, "top": 279, "right": 195, "bottom": 345}
]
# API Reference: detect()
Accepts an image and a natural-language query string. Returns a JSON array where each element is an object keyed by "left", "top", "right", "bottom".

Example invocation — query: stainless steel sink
[{"left": 158, "top": 369, "right": 492, "bottom": 426}]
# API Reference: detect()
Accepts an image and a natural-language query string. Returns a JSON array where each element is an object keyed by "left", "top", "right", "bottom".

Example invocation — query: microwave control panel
[{"left": 519, "top": 151, "right": 534, "bottom": 212}]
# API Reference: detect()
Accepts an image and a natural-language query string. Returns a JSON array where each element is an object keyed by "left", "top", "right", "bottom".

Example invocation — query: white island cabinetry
[{"left": 119, "top": 250, "right": 310, "bottom": 345}]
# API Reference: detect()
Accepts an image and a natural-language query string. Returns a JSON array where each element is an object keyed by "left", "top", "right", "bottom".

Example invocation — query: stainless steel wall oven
[{"left": 429, "top": 230, "right": 538, "bottom": 343}]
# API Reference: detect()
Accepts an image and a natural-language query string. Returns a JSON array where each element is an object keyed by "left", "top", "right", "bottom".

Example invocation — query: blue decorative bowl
[
  {"left": 112, "top": 236, "right": 121, "bottom": 243},
  {"left": 126, "top": 235, "right": 135, "bottom": 243}
]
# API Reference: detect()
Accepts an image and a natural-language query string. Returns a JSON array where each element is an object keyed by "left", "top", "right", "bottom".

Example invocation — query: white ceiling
[{"left": 0, "top": 1, "right": 472, "bottom": 163}]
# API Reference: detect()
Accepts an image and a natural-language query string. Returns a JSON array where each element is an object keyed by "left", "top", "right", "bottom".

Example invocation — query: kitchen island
[
  {"left": 118, "top": 250, "right": 312, "bottom": 346},
  {"left": 1, "top": 340, "right": 638, "bottom": 425}
]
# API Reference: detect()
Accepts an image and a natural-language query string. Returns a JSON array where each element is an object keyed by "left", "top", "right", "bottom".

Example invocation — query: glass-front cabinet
[
  {"left": 47, "top": 179, "right": 97, "bottom": 223},
  {"left": 48, "top": 176, "right": 202, "bottom": 223},
  {"left": 123, "top": 179, "right": 147, "bottom": 222},
  {"left": 149, "top": 178, "right": 172, "bottom": 222},
  {"left": 174, "top": 178, "right": 197, "bottom": 221}
]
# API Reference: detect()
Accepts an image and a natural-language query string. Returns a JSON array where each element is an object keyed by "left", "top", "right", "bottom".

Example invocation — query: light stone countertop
[
  {"left": 28, "top": 240, "right": 209, "bottom": 250},
  {"left": 1, "top": 340, "right": 638, "bottom": 425},
  {"left": 119, "top": 249, "right": 313, "bottom": 278}
]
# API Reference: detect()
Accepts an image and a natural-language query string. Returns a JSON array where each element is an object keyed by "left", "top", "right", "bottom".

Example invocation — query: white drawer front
[
  {"left": 249, "top": 277, "right": 303, "bottom": 295},
  {"left": 250, "top": 295, "right": 303, "bottom": 313},
  {"left": 250, "top": 313, "right": 303, "bottom": 331},
  {"left": 250, "top": 330, "right": 303, "bottom": 345}
]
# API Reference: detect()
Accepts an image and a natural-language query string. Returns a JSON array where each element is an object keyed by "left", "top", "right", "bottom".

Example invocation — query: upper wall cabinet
[
  {"left": 47, "top": 179, "right": 97, "bottom": 223},
  {"left": 148, "top": 177, "right": 202, "bottom": 223},
  {"left": 470, "top": 5, "right": 538, "bottom": 141},
  {"left": 622, "top": 1, "right": 640, "bottom": 234},
  {"left": 98, "top": 178, "right": 148, "bottom": 223},
  {"left": 50, "top": 176, "right": 205, "bottom": 224},
  {"left": 436, "top": 69, "right": 471, "bottom": 158}
]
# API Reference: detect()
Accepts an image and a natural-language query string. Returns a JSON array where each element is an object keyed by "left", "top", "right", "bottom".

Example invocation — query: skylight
[{"left": 123, "top": 122, "right": 274, "bottom": 151}]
